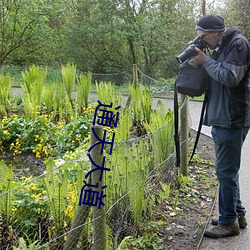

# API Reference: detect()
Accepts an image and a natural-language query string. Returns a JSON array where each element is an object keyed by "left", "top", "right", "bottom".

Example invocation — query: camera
[{"left": 176, "top": 36, "right": 208, "bottom": 64}]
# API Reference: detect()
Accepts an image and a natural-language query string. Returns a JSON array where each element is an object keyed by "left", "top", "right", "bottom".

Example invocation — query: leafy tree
[
  {"left": 0, "top": 0, "right": 49, "bottom": 65},
  {"left": 63, "top": 0, "right": 130, "bottom": 73},
  {"left": 1, "top": 0, "right": 232, "bottom": 79},
  {"left": 220, "top": 0, "right": 250, "bottom": 39}
]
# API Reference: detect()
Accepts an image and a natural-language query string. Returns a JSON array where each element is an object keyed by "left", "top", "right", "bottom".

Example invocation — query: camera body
[{"left": 176, "top": 36, "right": 208, "bottom": 64}]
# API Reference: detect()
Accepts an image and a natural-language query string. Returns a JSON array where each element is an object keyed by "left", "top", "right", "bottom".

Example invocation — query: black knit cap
[{"left": 195, "top": 15, "right": 225, "bottom": 32}]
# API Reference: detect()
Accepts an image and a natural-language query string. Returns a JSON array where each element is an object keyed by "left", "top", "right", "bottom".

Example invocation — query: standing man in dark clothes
[{"left": 192, "top": 15, "right": 250, "bottom": 238}]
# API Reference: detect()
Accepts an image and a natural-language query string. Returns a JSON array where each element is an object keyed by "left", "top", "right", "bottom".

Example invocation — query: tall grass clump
[
  {"left": 129, "top": 83, "right": 152, "bottom": 135},
  {"left": 76, "top": 72, "right": 92, "bottom": 112},
  {"left": 21, "top": 65, "right": 47, "bottom": 118},
  {"left": 96, "top": 81, "right": 122, "bottom": 111},
  {"left": 0, "top": 73, "right": 12, "bottom": 117},
  {"left": 61, "top": 63, "right": 76, "bottom": 103},
  {"left": 145, "top": 100, "right": 174, "bottom": 164}
]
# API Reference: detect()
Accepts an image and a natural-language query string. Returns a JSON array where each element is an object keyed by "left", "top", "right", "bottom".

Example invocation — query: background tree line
[{"left": 0, "top": 0, "right": 249, "bottom": 80}]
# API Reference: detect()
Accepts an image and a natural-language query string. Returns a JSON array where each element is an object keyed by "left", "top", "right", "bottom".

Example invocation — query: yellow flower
[
  {"left": 12, "top": 207, "right": 17, "bottom": 212},
  {"left": 36, "top": 152, "right": 41, "bottom": 158},
  {"left": 42, "top": 147, "right": 49, "bottom": 157},
  {"left": 3, "top": 130, "right": 9, "bottom": 135},
  {"left": 71, "top": 195, "right": 76, "bottom": 204},
  {"left": 26, "top": 183, "right": 37, "bottom": 191},
  {"left": 10, "top": 143, "right": 14, "bottom": 150},
  {"left": 32, "top": 193, "right": 42, "bottom": 201},
  {"left": 64, "top": 205, "right": 74, "bottom": 218}
]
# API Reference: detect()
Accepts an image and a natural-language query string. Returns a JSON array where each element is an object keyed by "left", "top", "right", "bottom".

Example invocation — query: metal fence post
[
  {"left": 91, "top": 125, "right": 106, "bottom": 250},
  {"left": 180, "top": 94, "right": 188, "bottom": 176}
]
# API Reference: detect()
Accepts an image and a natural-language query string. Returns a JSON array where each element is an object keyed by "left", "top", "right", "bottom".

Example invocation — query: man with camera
[{"left": 192, "top": 15, "right": 250, "bottom": 238}]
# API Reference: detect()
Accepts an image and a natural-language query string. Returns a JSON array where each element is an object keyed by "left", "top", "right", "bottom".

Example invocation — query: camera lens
[
  {"left": 176, "top": 37, "right": 207, "bottom": 63},
  {"left": 176, "top": 45, "right": 198, "bottom": 63}
]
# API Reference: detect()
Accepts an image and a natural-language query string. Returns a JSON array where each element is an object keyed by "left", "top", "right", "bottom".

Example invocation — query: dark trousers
[{"left": 211, "top": 126, "right": 249, "bottom": 225}]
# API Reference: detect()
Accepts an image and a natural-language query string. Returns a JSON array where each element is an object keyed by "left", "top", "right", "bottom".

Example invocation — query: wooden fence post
[
  {"left": 133, "top": 63, "right": 138, "bottom": 86},
  {"left": 125, "top": 64, "right": 138, "bottom": 109},
  {"left": 180, "top": 94, "right": 188, "bottom": 176},
  {"left": 63, "top": 125, "right": 106, "bottom": 250},
  {"left": 90, "top": 125, "right": 106, "bottom": 250}
]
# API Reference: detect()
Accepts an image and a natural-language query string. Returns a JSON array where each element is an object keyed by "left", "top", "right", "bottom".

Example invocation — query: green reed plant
[
  {"left": 129, "top": 84, "right": 143, "bottom": 125},
  {"left": 106, "top": 137, "right": 152, "bottom": 225},
  {"left": 21, "top": 65, "right": 47, "bottom": 118},
  {"left": 96, "top": 81, "right": 122, "bottom": 111},
  {"left": 52, "top": 82, "right": 73, "bottom": 122},
  {"left": 129, "top": 83, "right": 152, "bottom": 131},
  {"left": 127, "top": 141, "right": 150, "bottom": 224},
  {"left": 76, "top": 72, "right": 92, "bottom": 111},
  {"left": 0, "top": 73, "right": 12, "bottom": 117},
  {"left": 61, "top": 63, "right": 76, "bottom": 102},
  {"left": 145, "top": 100, "right": 174, "bottom": 164},
  {"left": 0, "top": 161, "right": 14, "bottom": 222},
  {"left": 141, "top": 89, "right": 153, "bottom": 124},
  {"left": 43, "top": 84, "right": 55, "bottom": 114},
  {"left": 114, "top": 109, "right": 132, "bottom": 141},
  {"left": 43, "top": 159, "right": 68, "bottom": 232}
]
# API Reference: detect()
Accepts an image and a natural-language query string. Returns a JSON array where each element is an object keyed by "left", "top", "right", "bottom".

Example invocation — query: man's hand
[{"left": 192, "top": 47, "right": 207, "bottom": 64}]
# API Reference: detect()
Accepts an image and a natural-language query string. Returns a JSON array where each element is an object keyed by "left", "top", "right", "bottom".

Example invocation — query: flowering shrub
[
  {"left": 4, "top": 149, "right": 90, "bottom": 247},
  {"left": 0, "top": 110, "right": 93, "bottom": 158}
]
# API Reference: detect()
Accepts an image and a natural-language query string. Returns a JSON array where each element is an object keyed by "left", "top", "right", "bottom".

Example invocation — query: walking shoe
[
  {"left": 204, "top": 222, "right": 240, "bottom": 238},
  {"left": 211, "top": 214, "right": 247, "bottom": 229}
]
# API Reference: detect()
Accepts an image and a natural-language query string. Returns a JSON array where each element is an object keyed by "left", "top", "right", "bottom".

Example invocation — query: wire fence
[{"left": 0, "top": 66, "right": 189, "bottom": 249}]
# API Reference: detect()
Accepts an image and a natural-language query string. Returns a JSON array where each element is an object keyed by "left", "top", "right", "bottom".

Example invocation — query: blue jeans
[{"left": 211, "top": 126, "right": 249, "bottom": 225}]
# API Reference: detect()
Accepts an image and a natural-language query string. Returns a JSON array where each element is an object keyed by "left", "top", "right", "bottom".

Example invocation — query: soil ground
[{"left": 159, "top": 130, "right": 217, "bottom": 250}]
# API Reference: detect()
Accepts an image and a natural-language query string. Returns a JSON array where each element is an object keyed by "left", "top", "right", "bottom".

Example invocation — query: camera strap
[{"left": 189, "top": 91, "right": 208, "bottom": 164}]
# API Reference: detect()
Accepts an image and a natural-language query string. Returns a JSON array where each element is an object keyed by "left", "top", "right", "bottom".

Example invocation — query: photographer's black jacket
[{"left": 203, "top": 26, "right": 250, "bottom": 128}]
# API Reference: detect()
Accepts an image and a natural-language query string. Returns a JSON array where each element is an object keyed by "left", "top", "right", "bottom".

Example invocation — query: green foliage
[
  {"left": 43, "top": 85, "right": 56, "bottom": 113},
  {"left": 106, "top": 137, "right": 152, "bottom": 226},
  {"left": 129, "top": 83, "right": 153, "bottom": 127},
  {"left": 77, "top": 72, "right": 92, "bottom": 110},
  {"left": 43, "top": 159, "right": 68, "bottom": 230},
  {"left": 0, "top": 114, "right": 92, "bottom": 157},
  {"left": 114, "top": 109, "right": 132, "bottom": 141},
  {"left": 145, "top": 100, "right": 174, "bottom": 164},
  {"left": 117, "top": 233, "right": 163, "bottom": 250},
  {"left": 12, "top": 178, "right": 49, "bottom": 240},
  {"left": 96, "top": 81, "right": 122, "bottom": 112},
  {"left": 0, "top": 0, "right": 52, "bottom": 65},
  {"left": 13, "top": 234, "right": 49, "bottom": 250},
  {"left": 0, "top": 0, "right": 226, "bottom": 77},
  {"left": 0, "top": 72, "right": 179, "bottom": 248},
  {"left": 158, "top": 182, "right": 171, "bottom": 203},
  {"left": 0, "top": 161, "right": 14, "bottom": 222},
  {"left": 61, "top": 63, "right": 76, "bottom": 101},
  {"left": 0, "top": 73, "right": 12, "bottom": 117},
  {"left": 21, "top": 65, "right": 47, "bottom": 118}
]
